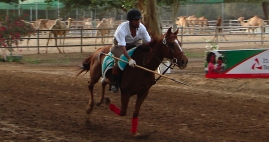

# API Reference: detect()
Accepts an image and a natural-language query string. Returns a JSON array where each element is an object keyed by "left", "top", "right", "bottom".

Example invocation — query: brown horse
[{"left": 76, "top": 27, "right": 188, "bottom": 137}]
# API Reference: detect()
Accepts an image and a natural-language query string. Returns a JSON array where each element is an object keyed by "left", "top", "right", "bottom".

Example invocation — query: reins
[
  {"left": 149, "top": 35, "right": 184, "bottom": 83},
  {"left": 154, "top": 61, "right": 176, "bottom": 83},
  {"left": 102, "top": 53, "right": 189, "bottom": 86}
]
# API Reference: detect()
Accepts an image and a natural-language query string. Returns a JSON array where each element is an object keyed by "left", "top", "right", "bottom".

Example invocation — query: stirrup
[{"left": 111, "top": 84, "right": 119, "bottom": 93}]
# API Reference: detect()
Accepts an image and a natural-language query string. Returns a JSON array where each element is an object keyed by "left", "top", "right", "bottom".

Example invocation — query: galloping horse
[{"left": 76, "top": 27, "right": 188, "bottom": 136}]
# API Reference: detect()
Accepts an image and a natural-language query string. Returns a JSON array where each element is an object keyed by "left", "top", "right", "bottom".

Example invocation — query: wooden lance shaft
[{"left": 103, "top": 53, "right": 189, "bottom": 86}]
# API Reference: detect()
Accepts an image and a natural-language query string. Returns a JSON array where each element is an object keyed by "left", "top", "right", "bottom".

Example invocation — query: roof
[
  {"left": 183, "top": 0, "right": 224, "bottom": 4},
  {"left": 0, "top": 1, "right": 64, "bottom": 10}
]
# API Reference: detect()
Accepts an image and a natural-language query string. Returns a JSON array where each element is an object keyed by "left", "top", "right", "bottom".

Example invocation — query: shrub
[{"left": 0, "top": 11, "right": 35, "bottom": 60}]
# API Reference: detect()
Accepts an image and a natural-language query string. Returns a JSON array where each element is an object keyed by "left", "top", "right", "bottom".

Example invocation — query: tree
[
  {"left": 0, "top": 12, "right": 35, "bottom": 61},
  {"left": 0, "top": 0, "right": 25, "bottom": 4},
  {"left": 262, "top": 2, "right": 269, "bottom": 20},
  {"left": 224, "top": 0, "right": 269, "bottom": 20},
  {"left": 48, "top": 0, "right": 269, "bottom": 36},
  {"left": 44, "top": 0, "right": 187, "bottom": 39}
]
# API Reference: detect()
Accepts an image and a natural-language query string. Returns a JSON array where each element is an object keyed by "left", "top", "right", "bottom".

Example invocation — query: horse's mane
[
  {"left": 137, "top": 35, "right": 163, "bottom": 51},
  {"left": 151, "top": 36, "right": 163, "bottom": 46}
]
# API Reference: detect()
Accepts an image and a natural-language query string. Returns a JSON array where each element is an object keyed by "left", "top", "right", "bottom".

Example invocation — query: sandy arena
[{"left": 0, "top": 35, "right": 269, "bottom": 142}]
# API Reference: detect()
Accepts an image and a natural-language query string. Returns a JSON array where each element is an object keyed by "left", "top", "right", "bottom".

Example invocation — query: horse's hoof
[
  {"left": 104, "top": 97, "right": 110, "bottom": 105},
  {"left": 96, "top": 101, "right": 103, "bottom": 106},
  {"left": 133, "top": 132, "right": 150, "bottom": 139},
  {"left": 85, "top": 119, "right": 91, "bottom": 125},
  {"left": 133, "top": 132, "right": 140, "bottom": 137},
  {"left": 86, "top": 108, "right": 92, "bottom": 114},
  {"left": 86, "top": 103, "right": 94, "bottom": 114}
]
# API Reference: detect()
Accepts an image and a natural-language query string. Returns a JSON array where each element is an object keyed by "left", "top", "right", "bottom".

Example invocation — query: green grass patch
[
  {"left": 23, "top": 58, "right": 42, "bottom": 64},
  {"left": 185, "top": 52, "right": 204, "bottom": 58},
  {"left": 44, "top": 59, "right": 71, "bottom": 64},
  {"left": 0, "top": 55, "right": 23, "bottom": 62},
  {"left": 22, "top": 58, "right": 71, "bottom": 64}
]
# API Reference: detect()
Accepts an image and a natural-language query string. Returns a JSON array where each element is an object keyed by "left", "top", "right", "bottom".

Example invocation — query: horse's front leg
[{"left": 131, "top": 90, "right": 149, "bottom": 136}]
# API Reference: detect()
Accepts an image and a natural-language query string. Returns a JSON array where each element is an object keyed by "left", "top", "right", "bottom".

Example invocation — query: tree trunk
[
  {"left": 140, "top": 0, "right": 162, "bottom": 39},
  {"left": 136, "top": 0, "right": 145, "bottom": 12},
  {"left": 172, "top": 1, "right": 180, "bottom": 32},
  {"left": 262, "top": 2, "right": 268, "bottom": 21}
]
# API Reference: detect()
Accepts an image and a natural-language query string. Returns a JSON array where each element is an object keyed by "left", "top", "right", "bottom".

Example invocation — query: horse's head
[{"left": 161, "top": 27, "right": 188, "bottom": 69}]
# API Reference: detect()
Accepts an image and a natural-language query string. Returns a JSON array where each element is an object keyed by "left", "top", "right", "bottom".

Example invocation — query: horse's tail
[{"left": 76, "top": 55, "right": 93, "bottom": 78}]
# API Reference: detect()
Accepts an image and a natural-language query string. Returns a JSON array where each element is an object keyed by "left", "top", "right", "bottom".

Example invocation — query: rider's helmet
[{"left": 127, "top": 9, "right": 142, "bottom": 21}]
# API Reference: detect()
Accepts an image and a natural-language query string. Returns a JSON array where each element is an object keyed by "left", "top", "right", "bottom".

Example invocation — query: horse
[{"left": 76, "top": 27, "right": 188, "bottom": 137}]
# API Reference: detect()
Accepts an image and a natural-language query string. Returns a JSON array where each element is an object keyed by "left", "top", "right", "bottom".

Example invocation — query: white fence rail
[{"left": 2, "top": 24, "right": 269, "bottom": 54}]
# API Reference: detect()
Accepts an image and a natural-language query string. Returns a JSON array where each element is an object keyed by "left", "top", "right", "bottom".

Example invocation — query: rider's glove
[{"left": 128, "top": 59, "right": 136, "bottom": 67}]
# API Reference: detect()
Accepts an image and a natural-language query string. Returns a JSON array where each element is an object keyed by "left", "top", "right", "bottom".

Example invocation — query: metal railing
[{"left": 2, "top": 25, "right": 269, "bottom": 54}]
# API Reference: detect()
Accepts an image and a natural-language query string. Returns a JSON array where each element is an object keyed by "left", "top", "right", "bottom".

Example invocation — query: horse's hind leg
[
  {"left": 105, "top": 91, "right": 130, "bottom": 116},
  {"left": 86, "top": 79, "right": 95, "bottom": 114},
  {"left": 86, "top": 64, "right": 102, "bottom": 114},
  {"left": 96, "top": 79, "right": 109, "bottom": 106}
]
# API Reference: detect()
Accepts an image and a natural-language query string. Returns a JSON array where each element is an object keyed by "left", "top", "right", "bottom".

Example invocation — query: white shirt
[{"left": 114, "top": 21, "right": 151, "bottom": 46}]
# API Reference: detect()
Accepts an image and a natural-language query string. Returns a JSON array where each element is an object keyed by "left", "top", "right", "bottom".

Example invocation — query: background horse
[{"left": 76, "top": 27, "right": 188, "bottom": 137}]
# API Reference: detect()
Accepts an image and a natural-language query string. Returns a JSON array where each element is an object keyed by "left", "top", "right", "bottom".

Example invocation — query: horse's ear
[
  {"left": 174, "top": 28, "right": 179, "bottom": 35},
  {"left": 167, "top": 27, "right": 172, "bottom": 34}
]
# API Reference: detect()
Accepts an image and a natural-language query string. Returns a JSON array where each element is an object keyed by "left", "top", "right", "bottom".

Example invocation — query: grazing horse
[{"left": 76, "top": 27, "right": 188, "bottom": 137}]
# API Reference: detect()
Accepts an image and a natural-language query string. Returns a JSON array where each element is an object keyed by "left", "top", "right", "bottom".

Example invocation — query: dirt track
[{"left": 1, "top": 44, "right": 269, "bottom": 142}]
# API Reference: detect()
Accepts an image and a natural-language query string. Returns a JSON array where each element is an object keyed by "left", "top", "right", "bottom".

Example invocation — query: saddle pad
[
  {"left": 118, "top": 47, "right": 137, "bottom": 70},
  {"left": 102, "top": 52, "right": 114, "bottom": 76},
  {"left": 101, "top": 47, "right": 137, "bottom": 77}
]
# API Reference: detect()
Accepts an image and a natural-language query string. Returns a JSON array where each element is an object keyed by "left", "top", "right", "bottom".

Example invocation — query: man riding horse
[
  {"left": 76, "top": 8, "right": 188, "bottom": 136},
  {"left": 110, "top": 9, "right": 151, "bottom": 93}
]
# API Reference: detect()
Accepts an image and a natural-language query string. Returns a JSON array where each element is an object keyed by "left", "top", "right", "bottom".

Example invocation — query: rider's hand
[{"left": 128, "top": 59, "right": 136, "bottom": 67}]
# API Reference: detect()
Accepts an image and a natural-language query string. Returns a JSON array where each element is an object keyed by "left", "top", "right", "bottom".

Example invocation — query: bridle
[
  {"left": 149, "top": 35, "right": 185, "bottom": 83},
  {"left": 162, "top": 35, "right": 184, "bottom": 58},
  {"left": 150, "top": 35, "right": 184, "bottom": 69}
]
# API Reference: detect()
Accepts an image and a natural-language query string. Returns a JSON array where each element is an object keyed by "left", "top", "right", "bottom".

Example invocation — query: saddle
[{"left": 101, "top": 47, "right": 137, "bottom": 79}]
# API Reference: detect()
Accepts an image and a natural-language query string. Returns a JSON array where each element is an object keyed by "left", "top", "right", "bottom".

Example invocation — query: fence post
[
  {"left": 80, "top": 27, "right": 83, "bottom": 53},
  {"left": 216, "top": 27, "right": 219, "bottom": 44},
  {"left": 181, "top": 26, "right": 183, "bottom": 47},
  {"left": 261, "top": 26, "right": 264, "bottom": 44},
  {"left": 37, "top": 29, "right": 40, "bottom": 54},
  {"left": 229, "top": 20, "right": 231, "bottom": 33}
]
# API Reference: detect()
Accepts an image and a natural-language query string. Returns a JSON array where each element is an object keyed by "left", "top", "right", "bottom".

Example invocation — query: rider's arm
[
  {"left": 120, "top": 46, "right": 132, "bottom": 61},
  {"left": 115, "top": 30, "right": 132, "bottom": 60},
  {"left": 139, "top": 23, "right": 151, "bottom": 43}
]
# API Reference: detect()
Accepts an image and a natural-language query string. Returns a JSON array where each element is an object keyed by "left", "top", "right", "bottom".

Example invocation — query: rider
[{"left": 110, "top": 8, "right": 151, "bottom": 93}]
